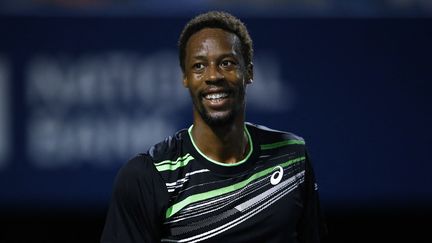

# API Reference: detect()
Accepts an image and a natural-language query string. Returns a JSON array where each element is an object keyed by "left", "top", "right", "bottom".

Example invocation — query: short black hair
[{"left": 178, "top": 11, "right": 253, "bottom": 73}]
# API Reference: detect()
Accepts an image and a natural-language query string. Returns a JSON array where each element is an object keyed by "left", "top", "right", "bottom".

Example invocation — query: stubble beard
[{"left": 190, "top": 85, "right": 246, "bottom": 127}]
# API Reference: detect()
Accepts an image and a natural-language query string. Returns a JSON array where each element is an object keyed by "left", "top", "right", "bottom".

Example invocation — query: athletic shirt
[{"left": 101, "top": 123, "right": 326, "bottom": 243}]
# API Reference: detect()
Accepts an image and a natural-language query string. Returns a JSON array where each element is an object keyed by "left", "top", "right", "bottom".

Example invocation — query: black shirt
[{"left": 101, "top": 123, "right": 325, "bottom": 243}]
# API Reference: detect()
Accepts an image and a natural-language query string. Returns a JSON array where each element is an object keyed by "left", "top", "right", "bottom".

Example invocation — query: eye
[
  {"left": 192, "top": 63, "right": 205, "bottom": 71},
  {"left": 220, "top": 60, "right": 236, "bottom": 69}
]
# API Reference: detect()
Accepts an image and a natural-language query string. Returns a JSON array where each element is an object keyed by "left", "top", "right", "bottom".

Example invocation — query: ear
[
  {"left": 246, "top": 62, "right": 253, "bottom": 84},
  {"left": 182, "top": 74, "right": 188, "bottom": 88}
]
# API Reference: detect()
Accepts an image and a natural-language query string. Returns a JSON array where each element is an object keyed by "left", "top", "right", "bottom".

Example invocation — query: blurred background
[{"left": 0, "top": 1, "right": 431, "bottom": 242}]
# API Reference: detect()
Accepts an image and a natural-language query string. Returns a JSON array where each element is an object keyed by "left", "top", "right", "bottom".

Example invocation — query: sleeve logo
[{"left": 270, "top": 166, "right": 284, "bottom": 185}]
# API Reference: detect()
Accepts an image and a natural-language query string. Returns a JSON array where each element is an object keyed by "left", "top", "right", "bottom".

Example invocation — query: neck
[{"left": 191, "top": 117, "right": 249, "bottom": 164}]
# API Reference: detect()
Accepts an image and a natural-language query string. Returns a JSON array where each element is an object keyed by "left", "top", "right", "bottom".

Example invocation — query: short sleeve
[
  {"left": 101, "top": 155, "right": 169, "bottom": 243},
  {"left": 297, "top": 151, "right": 327, "bottom": 243}
]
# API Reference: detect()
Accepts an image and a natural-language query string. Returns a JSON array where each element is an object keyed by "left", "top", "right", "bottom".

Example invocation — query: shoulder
[
  {"left": 146, "top": 128, "right": 188, "bottom": 163},
  {"left": 246, "top": 122, "right": 305, "bottom": 146},
  {"left": 114, "top": 154, "right": 158, "bottom": 192},
  {"left": 116, "top": 128, "right": 188, "bottom": 187}
]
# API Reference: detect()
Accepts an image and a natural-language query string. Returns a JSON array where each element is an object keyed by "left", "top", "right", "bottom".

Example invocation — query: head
[{"left": 178, "top": 11, "right": 254, "bottom": 127}]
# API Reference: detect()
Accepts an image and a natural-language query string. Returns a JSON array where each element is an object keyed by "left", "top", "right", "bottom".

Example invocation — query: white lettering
[
  {"left": 25, "top": 51, "right": 290, "bottom": 169},
  {"left": 26, "top": 51, "right": 185, "bottom": 168}
]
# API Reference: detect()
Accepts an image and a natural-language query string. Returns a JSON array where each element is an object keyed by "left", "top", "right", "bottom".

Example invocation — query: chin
[{"left": 201, "top": 110, "right": 236, "bottom": 127}]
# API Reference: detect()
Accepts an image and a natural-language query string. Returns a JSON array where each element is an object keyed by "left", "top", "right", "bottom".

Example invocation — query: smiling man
[{"left": 101, "top": 11, "right": 325, "bottom": 243}]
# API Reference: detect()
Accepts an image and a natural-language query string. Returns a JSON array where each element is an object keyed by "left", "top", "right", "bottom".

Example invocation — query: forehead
[{"left": 185, "top": 28, "right": 241, "bottom": 57}]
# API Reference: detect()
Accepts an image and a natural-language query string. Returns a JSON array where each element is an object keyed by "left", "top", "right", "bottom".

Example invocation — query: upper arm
[{"left": 101, "top": 155, "right": 169, "bottom": 243}]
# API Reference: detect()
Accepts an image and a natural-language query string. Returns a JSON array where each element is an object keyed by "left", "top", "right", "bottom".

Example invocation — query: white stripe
[
  {"left": 169, "top": 166, "right": 302, "bottom": 222},
  {"left": 165, "top": 173, "right": 270, "bottom": 224},
  {"left": 188, "top": 182, "right": 302, "bottom": 243},
  {"left": 161, "top": 172, "right": 305, "bottom": 243},
  {"left": 191, "top": 178, "right": 304, "bottom": 242},
  {"left": 171, "top": 153, "right": 299, "bottom": 197},
  {"left": 165, "top": 169, "right": 210, "bottom": 187},
  {"left": 174, "top": 170, "right": 270, "bottom": 216},
  {"left": 235, "top": 170, "right": 304, "bottom": 212}
]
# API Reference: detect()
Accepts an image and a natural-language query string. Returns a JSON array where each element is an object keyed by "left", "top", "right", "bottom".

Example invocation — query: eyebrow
[{"left": 191, "top": 52, "right": 238, "bottom": 60}]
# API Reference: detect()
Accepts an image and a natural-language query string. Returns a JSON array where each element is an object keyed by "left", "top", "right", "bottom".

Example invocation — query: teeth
[{"left": 205, "top": 93, "right": 228, "bottom": 100}]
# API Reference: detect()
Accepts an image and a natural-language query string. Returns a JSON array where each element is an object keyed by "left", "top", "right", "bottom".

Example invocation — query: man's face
[{"left": 183, "top": 28, "right": 252, "bottom": 127}]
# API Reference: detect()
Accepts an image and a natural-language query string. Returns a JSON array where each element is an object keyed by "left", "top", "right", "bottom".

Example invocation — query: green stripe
[
  {"left": 155, "top": 154, "right": 194, "bottom": 172},
  {"left": 165, "top": 156, "right": 305, "bottom": 218},
  {"left": 260, "top": 139, "right": 305, "bottom": 150},
  {"left": 155, "top": 153, "right": 191, "bottom": 166}
]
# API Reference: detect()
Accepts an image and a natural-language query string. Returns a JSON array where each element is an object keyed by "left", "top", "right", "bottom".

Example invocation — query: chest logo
[{"left": 270, "top": 166, "right": 284, "bottom": 185}]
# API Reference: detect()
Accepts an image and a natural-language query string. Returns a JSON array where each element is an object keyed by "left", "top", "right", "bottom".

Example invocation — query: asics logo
[{"left": 270, "top": 165, "right": 284, "bottom": 185}]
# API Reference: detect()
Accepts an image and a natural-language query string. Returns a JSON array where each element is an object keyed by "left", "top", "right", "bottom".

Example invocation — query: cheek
[
  {"left": 223, "top": 68, "right": 242, "bottom": 79},
  {"left": 231, "top": 71, "right": 245, "bottom": 85},
  {"left": 233, "top": 66, "right": 246, "bottom": 80},
  {"left": 236, "top": 73, "right": 244, "bottom": 82},
  {"left": 194, "top": 73, "right": 205, "bottom": 81},
  {"left": 186, "top": 74, "right": 204, "bottom": 92}
]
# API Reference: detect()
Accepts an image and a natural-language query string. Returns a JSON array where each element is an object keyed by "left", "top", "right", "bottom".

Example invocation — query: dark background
[{"left": 0, "top": 3, "right": 431, "bottom": 242}]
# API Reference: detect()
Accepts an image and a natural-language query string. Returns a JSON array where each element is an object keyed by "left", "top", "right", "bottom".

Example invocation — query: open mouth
[
  {"left": 203, "top": 92, "right": 229, "bottom": 101},
  {"left": 201, "top": 90, "right": 232, "bottom": 108}
]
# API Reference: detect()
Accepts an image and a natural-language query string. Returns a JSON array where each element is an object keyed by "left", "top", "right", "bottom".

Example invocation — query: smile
[{"left": 204, "top": 92, "right": 229, "bottom": 100}]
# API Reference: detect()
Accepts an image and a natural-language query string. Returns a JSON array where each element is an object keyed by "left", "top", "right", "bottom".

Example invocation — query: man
[{"left": 101, "top": 11, "right": 325, "bottom": 243}]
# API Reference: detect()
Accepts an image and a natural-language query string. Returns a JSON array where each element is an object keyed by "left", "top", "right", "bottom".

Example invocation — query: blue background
[{"left": 0, "top": 16, "right": 431, "bottom": 242}]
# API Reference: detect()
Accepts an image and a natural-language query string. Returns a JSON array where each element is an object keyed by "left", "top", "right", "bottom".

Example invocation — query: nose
[{"left": 206, "top": 64, "right": 224, "bottom": 84}]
